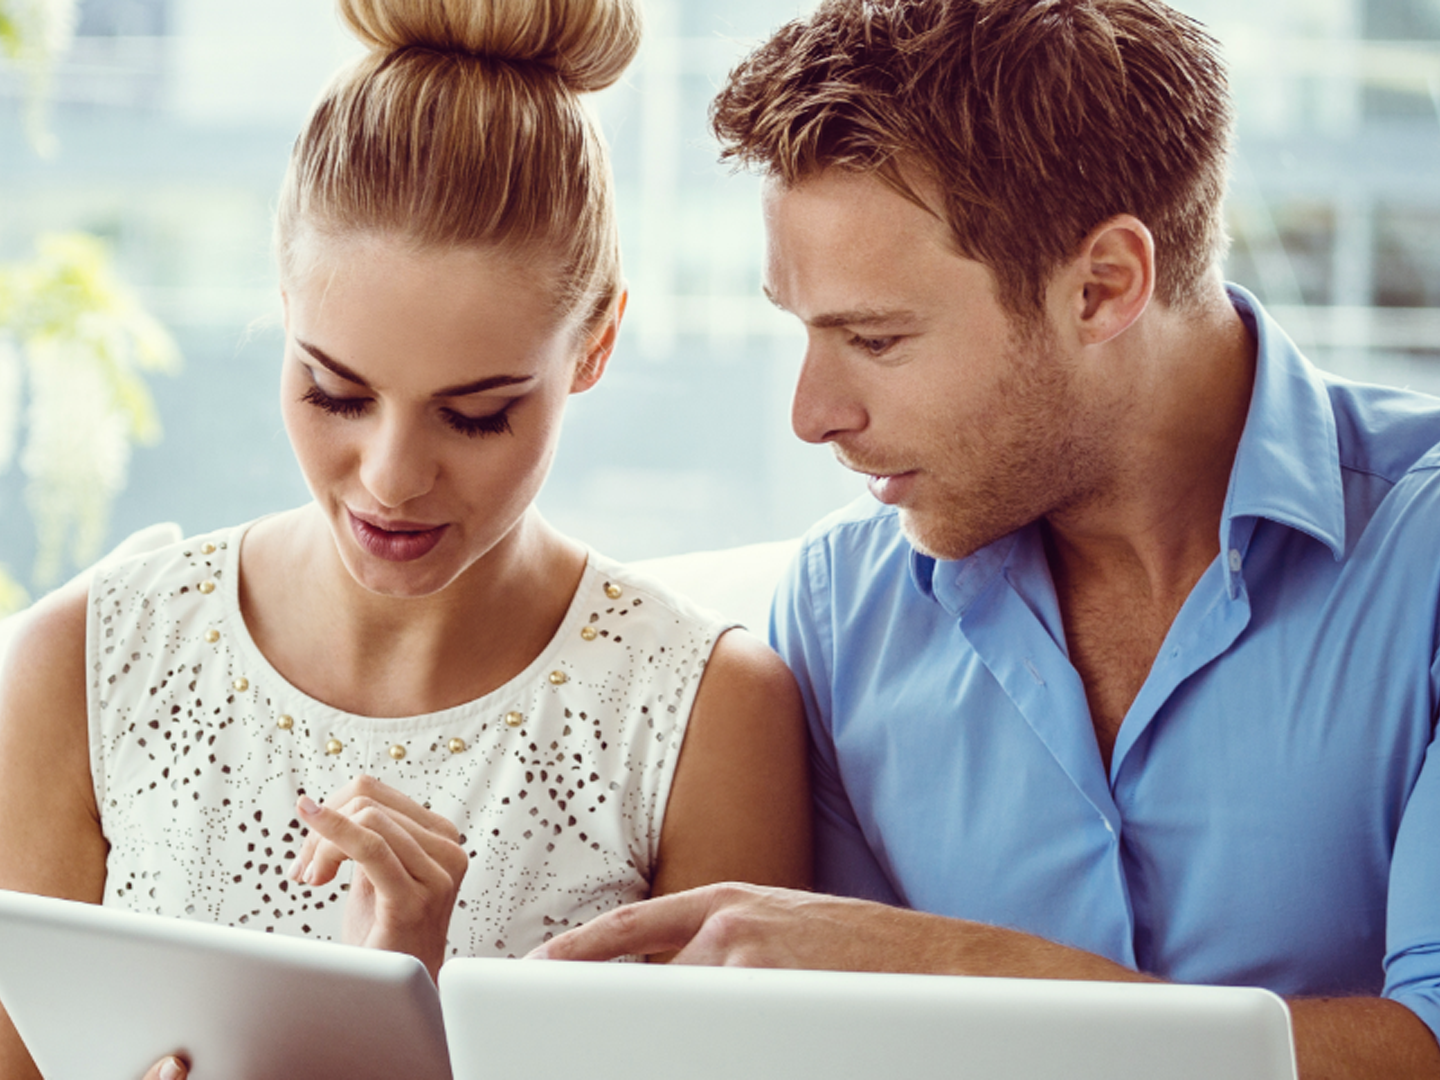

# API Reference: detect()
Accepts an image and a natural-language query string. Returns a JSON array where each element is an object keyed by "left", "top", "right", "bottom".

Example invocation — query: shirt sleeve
[
  {"left": 769, "top": 535, "right": 902, "bottom": 906},
  {"left": 1382, "top": 677, "right": 1440, "bottom": 1042}
]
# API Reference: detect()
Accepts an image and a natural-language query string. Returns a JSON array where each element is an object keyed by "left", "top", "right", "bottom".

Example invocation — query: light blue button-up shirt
[{"left": 771, "top": 286, "right": 1440, "bottom": 1038}]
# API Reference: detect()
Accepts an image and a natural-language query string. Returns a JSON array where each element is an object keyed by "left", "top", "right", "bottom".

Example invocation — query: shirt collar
[
  {"left": 913, "top": 283, "right": 1346, "bottom": 615},
  {"left": 1221, "top": 284, "right": 1345, "bottom": 570}
]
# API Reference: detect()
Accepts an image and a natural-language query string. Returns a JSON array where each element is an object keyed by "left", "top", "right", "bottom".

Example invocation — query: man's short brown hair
[{"left": 711, "top": 0, "right": 1233, "bottom": 317}]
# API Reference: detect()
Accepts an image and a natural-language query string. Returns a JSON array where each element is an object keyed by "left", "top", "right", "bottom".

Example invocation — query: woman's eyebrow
[
  {"left": 432, "top": 374, "right": 535, "bottom": 397},
  {"left": 296, "top": 339, "right": 535, "bottom": 397}
]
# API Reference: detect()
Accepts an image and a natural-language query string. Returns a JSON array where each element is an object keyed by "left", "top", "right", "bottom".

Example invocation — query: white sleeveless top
[{"left": 87, "top": 521, "right": 730, "bottom": 958}]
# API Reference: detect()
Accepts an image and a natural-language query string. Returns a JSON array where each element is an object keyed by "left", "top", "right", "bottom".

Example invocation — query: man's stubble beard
[{"left": 899, "top": 321, "right": 1115, "bottom": 562}]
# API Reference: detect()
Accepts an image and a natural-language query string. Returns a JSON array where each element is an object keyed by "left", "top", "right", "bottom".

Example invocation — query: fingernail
[
  {"left": 304, "top": 864, "right": 317, "bottom": 884},
  {"left": 299, "top": 795, "right": 320, "bottom": 817},
  {"left": 287, "top": 857, "right": 301, "bottom": 881},
  {"left": 159, "top": 1057, "right": 185, "bottom": 1080},
  {"left": 526, "top": 944, "right": 550, "bottom": 960}
]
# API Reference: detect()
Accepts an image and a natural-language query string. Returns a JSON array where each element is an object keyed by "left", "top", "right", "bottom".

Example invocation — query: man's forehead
[
  {"left": 762, "top": 169, "right": 953, "bottom": 249},
  {"left": 760, "top": 169, "right": 981, "bottom": 312}
]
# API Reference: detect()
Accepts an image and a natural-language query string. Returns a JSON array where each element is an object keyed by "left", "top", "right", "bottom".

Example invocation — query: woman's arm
[
  {"left": 649, "top": 628, "right": 812, "bottom": 902},
  {"left": 0, "top": 583, "right": 109, "bottom": 1079}
]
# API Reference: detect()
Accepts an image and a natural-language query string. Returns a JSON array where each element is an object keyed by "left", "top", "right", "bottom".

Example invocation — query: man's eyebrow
[
  {"left": 758, "top": 288, "right": 920, "bottom": 329},
  {"left": 296, "top": 339, "right": 535, "bottom": 397},
  {"left": 806, "top": 308, "right": 921, "bottom": 330}
]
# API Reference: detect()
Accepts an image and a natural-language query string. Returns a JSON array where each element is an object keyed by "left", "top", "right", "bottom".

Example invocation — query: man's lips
[
  {"left": 865, "top": 471, "right": 917, "bottom": 506},
  {"left": 347, "top": 509, "right": 449, "bottom": 562}
]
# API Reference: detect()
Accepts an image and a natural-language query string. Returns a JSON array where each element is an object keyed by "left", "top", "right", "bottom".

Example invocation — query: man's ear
[
  {"left": 1062, "top": 215, "right": 1154, "bottom": 347},
  {"left": 572, "top": 289, "right": 627, "bottom": 393}
]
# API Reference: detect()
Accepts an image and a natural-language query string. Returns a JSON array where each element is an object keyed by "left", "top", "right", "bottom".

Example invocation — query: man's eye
[
  {"left": 300, "top": 384, "right": 370, "bottom": 418},
  {"left": 850, "top": 335, "right": 898, "bottom": 356}
]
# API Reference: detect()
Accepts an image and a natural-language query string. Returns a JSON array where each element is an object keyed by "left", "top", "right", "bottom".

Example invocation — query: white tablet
[
  {"left": 438, "top": 958, "right": 1298, "bottom": 1080},
  {"left": 0, "top": 889, "right": 451, "bottom": 1080}
]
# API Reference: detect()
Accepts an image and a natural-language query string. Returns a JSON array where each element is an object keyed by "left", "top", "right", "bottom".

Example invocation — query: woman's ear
[
  {"left": 1063, "top": 215, "right": 1155, "bottom": 347},
  {"left": 572, "top": 289, "right": 627, "bottom": 393}
]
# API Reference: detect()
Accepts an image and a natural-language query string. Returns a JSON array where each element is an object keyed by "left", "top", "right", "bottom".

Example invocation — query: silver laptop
[
  {"left": 438, "top": 957, "right": 1298, "bottom": 1080},
  {"left": 0, "top": 888, "right": 451, "bottom": 1080}
]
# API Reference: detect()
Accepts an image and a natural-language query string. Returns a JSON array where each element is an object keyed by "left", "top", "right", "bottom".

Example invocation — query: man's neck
[
  {"left": 1041, "top": 290, "right": 1257, "bottom": 768},
  {"left": 1045, "top": 291, "right": 1256, "bottom": 605}
]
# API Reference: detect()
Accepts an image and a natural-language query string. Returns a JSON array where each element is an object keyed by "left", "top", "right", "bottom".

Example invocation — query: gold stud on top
[
  {"left": 198, "top": 581, "right": 216, "bottom": 595},
  {"left": 232, "top": 677, "right": 249, "bottom": 693},
  {"left": 204, "top": 630, "right": 220, "bottom": 644},
  {"left": 277, "top": 714, "right": 294, "bottom": 731},
  {"left": 580, "top": 626, "right": 598, "bottom": 642},
  {"left": 605, "top": 584, "right": 623, "bottom": 600},
  {"left": 448, "top": 737, "right": 468, "bottom": 754},
  {"left": 200, "top": 542, "right": 216, "bottom": 555},
  {"left": 504, "top": 711, "right": 525, "bottom": 728},
  {"left": 389, "top": 744, "right": 407, "bottom": 761},
  {"left": 549, "top": 670, "right": 569, "bottom": 686},
  {"left": 325, "top": 738, "right": 343, "bottom": 755}
]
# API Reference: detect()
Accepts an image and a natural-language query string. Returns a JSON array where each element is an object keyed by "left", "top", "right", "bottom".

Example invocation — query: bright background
[{"left": 1, "top": 0, "right": 1438, "bottom": 577}]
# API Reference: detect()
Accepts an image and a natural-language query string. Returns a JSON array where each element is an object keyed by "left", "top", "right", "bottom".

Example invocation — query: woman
[{"left": 0, "top": 0, "right": 810, "bottom": 1075}]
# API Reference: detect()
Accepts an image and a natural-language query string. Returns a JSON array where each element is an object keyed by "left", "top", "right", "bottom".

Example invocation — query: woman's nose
[{"left": 358, "top": 413, "right": 438, "bottom": 508}]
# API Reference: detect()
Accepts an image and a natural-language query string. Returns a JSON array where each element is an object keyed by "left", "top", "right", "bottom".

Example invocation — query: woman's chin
[{"left": 332, "top": 538, "right": 465, "bottom": 599}]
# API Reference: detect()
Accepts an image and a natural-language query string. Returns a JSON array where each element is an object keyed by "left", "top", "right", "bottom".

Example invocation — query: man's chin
[{"left": 896, "top": 508, "right": 1003, "bottom": 562}]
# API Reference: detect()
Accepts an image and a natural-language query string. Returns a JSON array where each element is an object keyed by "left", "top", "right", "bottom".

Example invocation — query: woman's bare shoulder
[
  {"left": 0, "top": 575, "right": 106, "bottom": 899},
  {"left": 652, "top": 627, "right": 811, "bottom": 896},
  {"left": 0, "top": 578, "right": 90, "bottom": 719}
]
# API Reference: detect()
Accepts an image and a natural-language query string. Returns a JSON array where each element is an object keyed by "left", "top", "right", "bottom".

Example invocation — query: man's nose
[{"left": 791, "top": 341, "right": 867, "bottom": 445}]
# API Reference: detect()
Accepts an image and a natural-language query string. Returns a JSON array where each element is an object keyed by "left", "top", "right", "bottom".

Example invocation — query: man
[
  {"left": 533, "top": 0, "right": 1440, "bottom": 1076},
  {"left": 144, "top": 2, "right": 1440, "bottom": 1080}
]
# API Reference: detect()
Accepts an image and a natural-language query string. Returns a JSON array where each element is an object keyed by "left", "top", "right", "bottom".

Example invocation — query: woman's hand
[
  {"left": 140, "top": 1056, "right": 186, "bottom": 1080},
  {"left": 288, "top": 775, "right": 469, "bottom": 981}
]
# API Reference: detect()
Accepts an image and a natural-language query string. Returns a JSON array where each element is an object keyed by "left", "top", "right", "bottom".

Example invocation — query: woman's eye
[
  {"left": 850, "top": 334, "right": 899, "bottom": 356},
  {"left": 301, "top": 384, "right": 370, "bottom": 418},
  {"left": 442, "top": 403, "right": 514, "bottom": 438}
]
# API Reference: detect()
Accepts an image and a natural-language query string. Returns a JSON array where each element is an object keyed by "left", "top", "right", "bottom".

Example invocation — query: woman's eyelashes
[
  {"left": 299, "top": 383, "right": 515, "bottom": 437},
  {"left": 440, "top": 404, "right": 513, "bottom": 438},
  {"left": 301, "top": 383, "right": 367, "bottom": 418}
]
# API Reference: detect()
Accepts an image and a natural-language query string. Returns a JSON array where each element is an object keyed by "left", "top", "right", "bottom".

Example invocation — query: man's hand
[
  {"left": 527, "top": 881, "right": 1145, "bottom": 981},
  {"left": 288, "top": 775, "right": 469, "bottom": 982}
]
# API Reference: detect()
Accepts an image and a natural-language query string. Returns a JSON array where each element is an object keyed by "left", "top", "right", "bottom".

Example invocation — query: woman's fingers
[
  {"left": 288, "top": 775, "right": 460, "bottom": 883},
  {"left": 297, "top": 795, "right": 466, "bottom": 900},
  {"left": 279, "top": 775, "right": 468, "bottom": 980},
  {"left": 293, "top": 796, "right": 467, "bottom": 887},
  {"left": 140, "top": 1056, "right": 187, "bottom": 1080}
]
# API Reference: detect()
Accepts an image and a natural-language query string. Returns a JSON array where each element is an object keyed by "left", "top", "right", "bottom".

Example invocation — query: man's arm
[{"left": 530, "top": 883, "right": 1440, "bottom": 1080}]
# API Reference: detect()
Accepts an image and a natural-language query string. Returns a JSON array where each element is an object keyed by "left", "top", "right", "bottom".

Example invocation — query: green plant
[
  {"left": 0, "top": 233, "right": 180, "bottom": 613},
  {"left": 0, "top": 0, "right": 77, "bottom": 154}
]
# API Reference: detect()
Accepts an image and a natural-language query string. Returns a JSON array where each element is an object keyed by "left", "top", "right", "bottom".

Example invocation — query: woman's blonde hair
[{"left": 277, "top": 0, "right": 642, "bottom": 331}]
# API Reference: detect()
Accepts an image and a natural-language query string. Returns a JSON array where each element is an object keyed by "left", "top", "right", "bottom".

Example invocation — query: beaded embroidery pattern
[{"left": 87, "top": 522, "right": 729, "bottom": 958}]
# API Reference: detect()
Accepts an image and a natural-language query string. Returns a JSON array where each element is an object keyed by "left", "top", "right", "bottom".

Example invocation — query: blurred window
[{"left": 1, "top": 0, "right": 1439, "bottom": 575}]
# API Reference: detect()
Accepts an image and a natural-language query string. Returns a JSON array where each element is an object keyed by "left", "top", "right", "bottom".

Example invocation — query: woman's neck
[{"left": 237, "top": 505, "right": 587, "bottom": 717}]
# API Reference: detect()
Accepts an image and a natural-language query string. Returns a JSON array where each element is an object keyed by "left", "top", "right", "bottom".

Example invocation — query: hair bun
[{"left": 338, "top": 0, "right": 641, "bottom": 92}]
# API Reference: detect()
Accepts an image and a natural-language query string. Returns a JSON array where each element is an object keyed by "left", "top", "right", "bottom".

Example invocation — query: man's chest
[
  {"left": 824, "top": 520, "right": 1440, "bottom": 989},
  {"left": 1056, "top": 590, "right": 1179, "bottom": 768}
]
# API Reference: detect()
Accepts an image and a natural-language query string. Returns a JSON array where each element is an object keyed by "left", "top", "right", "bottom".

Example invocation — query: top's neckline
[{"left": 214, "top": 519, "right": 602, "bottom": 731}]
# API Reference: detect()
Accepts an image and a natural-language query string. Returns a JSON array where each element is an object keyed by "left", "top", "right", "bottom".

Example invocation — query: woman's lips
[
  {"left": 347, "top": 510, "right": 449, "bottom": 562},
  {"left": 866, "top": 472, "right": 916, "bottom": 506}
]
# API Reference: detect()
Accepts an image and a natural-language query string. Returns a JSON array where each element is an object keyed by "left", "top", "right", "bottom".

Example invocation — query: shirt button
[{"left": 1228, "top": 549, "right": 1242, "bottom": 573}]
